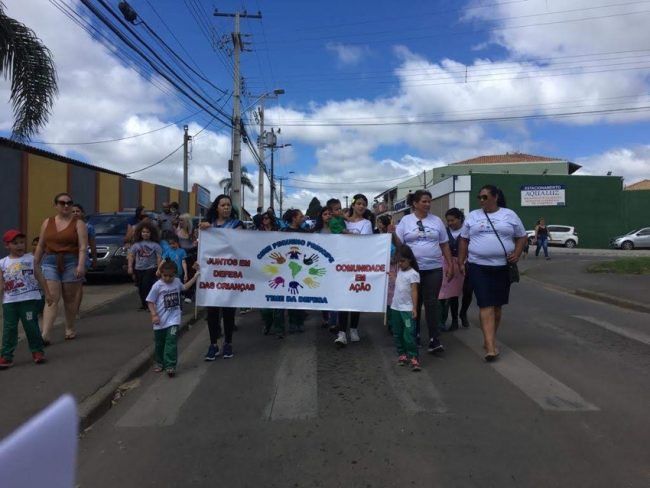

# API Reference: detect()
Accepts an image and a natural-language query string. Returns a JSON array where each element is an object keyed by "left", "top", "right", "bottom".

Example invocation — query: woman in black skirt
[{"left": 458, "top": 185, "right": 527, "bottom": 361}]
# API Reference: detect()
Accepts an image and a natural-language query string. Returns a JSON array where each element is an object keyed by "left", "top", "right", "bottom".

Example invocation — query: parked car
[
  {"left": 86, "top": 212, "right": 132, "bottom": 276},
  {"left": 609, "top": 227, "right": 650, "bottom": 250},
  {"left": 526, "top": 225, "right": 579, "bottom": 248}
]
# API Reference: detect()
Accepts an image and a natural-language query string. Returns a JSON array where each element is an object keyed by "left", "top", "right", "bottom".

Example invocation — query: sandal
[
  {"left": 153, "top": 365, "right": 163, "bottom": 373},
  {"left": 65, "top": 333, "right": 76, "bottom": 340}
]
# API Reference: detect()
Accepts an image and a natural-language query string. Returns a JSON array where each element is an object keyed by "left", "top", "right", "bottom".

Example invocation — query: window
[
  {"left": 548, "top": 226, "right": 570, "bottom": 233},
  {"left": 637, "top": 228, "right": 650, "bottom": 236}
]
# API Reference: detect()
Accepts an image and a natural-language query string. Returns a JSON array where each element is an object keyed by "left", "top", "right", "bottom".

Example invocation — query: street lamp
[{"left": 277, "top": 171, "right": 295, "bottom": 216}]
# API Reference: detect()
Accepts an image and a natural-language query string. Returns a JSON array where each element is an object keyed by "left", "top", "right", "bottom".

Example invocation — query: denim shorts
[{"left": 42, "top": 253, "right": 82, "bottom": 283}]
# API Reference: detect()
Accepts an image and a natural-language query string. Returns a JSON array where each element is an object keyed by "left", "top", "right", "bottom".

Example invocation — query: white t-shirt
[
  {"left": 146, "top": 278, "right": 183, "bottom": 330},
  {"left": 390, "top": 267, "right": 420, "bottom": 312},
  {"left": 0, "top": 254, "right": 42, "bottom": 304},
  {"left": 460, "top": 208, "right": 526, "bottom": 266},
  {"left": 345, "top": 219, "right": 373, "bottom": 235},
  {"left": 395, "top": 213, "right": 449, "bottom": 270}
]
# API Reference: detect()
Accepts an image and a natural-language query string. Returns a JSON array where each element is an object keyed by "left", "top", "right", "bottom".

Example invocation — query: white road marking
[
  {"left": 376, "top": 342, "right": 448, "bottom": 414},
  {"left": 116, "top": 329, "right": 210, "bottom": 428},
  {"left": 263, "top": 327, "right": 318, "bottom": 421},
  {"left": 572, "top": 315, "right": 650, "bottom": 346},
  {"left": 454, "top": 327, "right": 599, "bottom": 412}
]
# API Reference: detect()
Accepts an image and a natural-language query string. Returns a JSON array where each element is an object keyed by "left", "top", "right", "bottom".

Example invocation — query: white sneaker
[
  {"left": 349, "top": 328, "right": 360, "bottom": 342},
  {"left": 334, "top": 331, "right": 347, "bottom": 346},
  {"left": 184, "top": 298, "right": 192, "bottom": 304}
]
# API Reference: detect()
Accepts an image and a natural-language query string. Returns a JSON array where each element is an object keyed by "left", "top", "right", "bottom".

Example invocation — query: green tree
[
  {"left": 219, "top": 165, "right": 255, "bottom": 195},
  {"left": 1, "top": 2, "right": 58, "bottom": 141},
  {"left": 306, "top": 197, "right": 322, "bottom": 219}
]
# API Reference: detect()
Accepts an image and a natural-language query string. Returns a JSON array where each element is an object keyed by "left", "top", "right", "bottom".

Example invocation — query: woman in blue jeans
[{"left": 534, "top": 218, "right": 551, "bottom": 260}]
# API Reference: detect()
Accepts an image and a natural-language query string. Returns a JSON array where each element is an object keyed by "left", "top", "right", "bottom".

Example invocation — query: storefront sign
[{"left": 520, "top": 184, "right": 566, "bottom": 207}]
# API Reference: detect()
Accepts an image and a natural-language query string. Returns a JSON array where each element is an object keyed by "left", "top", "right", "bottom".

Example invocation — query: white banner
[
  {"left": 196, "top": 229, "right": 391, "bottom": 312},
  {"left": 520, "top": 184, "right": 566, "bottom": 207}
]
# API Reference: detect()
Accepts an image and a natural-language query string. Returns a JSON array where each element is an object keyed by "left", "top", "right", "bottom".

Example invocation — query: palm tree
[
  {"left": 219, "top": 165, "right": 255, "bottom": 196},
  {"left": 1, "top": 2, "right": 58, "bottom": 141}
]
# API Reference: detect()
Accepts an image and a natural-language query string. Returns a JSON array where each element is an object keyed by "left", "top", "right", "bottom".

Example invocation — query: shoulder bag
[{"left": 483, "top": 211, "right": 520, "bottom": 284}]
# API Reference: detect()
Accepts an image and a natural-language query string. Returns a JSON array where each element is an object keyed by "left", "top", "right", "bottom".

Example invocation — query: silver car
[{"left": 610, "top": 227, "right": 650, "bottom": 250}]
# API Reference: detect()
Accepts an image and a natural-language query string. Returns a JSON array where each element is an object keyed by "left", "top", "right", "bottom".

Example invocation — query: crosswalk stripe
[
  {"left": 116, "top": 329, "right": 210, "bottom": 428},
  {"left": 572, "top": 315, "right": 650, "bottom": 346},
  {"left": 454, "top": 327, "right": 599, "bottom": 412},
  {"left": 263, "top": 327, "right": 318, "bottom": 421}
]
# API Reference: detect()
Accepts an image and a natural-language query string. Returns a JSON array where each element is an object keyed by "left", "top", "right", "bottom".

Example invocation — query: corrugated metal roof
[
  {"left": 0, "top": 137, "right": 125, "bottom": 177},
  {"left": 625, "top": 179, "right": 650, "bottom": 191}
]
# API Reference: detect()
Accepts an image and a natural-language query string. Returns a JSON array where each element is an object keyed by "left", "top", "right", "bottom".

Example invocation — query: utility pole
[
  {"left": 257, "top": 103, "right": 265, "bottom": 209},
  {"left": 183, "top": 125, "right": 191, "bottom": 193},
  {"left": 214, "top": 9, "right": 262, "bottom": 214}
]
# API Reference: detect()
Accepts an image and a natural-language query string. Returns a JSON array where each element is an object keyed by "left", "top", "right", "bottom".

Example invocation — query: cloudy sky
[{"left": 2, "top": 0, "right": 649, "bottom": 213}]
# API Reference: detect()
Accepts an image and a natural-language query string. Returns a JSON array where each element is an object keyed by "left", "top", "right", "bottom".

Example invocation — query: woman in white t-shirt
[
  {"left": 458, "top": 185, "right": 527, "bottom": 362},
  {"left": 394, "top": 190, "right": 453, "bottom": 354},
  {"left": 334, "top": 194, "right": 374, "bottom": 347}
]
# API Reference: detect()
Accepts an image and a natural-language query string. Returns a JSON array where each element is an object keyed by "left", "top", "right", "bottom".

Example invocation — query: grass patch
[{"left": 587, "top": 257, "right": 650, "bottom": 275}]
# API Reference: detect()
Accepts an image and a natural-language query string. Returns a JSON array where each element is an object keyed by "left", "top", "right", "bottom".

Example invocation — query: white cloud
[
  {"left": 325, "top": 42, "right": 370, "bottom": 66},
  {"left": 576, "top": 145, "right": 650, "bottom": 184}
]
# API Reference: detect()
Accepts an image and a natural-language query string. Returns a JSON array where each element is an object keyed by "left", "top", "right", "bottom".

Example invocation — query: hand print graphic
[{"left": 261, "top": 244, "right": 327, "bottom": 296}]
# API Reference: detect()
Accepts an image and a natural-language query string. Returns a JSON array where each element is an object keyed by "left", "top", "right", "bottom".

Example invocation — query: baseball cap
[{"left": 3, "top": 229, "right": 26, "bottom": 244}]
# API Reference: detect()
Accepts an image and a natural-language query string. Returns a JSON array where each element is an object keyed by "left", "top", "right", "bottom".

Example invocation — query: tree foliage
[
  {"left": 219, "top": 165, "right": 255, "bottom": 195},
  {"left": 0, "top": 2, "right": 58, "bottom": 141}
]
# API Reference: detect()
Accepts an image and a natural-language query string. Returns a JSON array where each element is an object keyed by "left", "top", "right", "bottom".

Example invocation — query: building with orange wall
[{"left": 0, "top": 137, "right": 210, "bottom": 248}]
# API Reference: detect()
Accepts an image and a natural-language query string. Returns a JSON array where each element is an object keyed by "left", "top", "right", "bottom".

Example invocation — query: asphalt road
[{"left": 76, "top": 279, "right": 650, "bottom": 488}]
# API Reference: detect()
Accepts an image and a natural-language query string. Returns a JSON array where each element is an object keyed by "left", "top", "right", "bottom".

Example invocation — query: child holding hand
[
  {"left": 146, "top": 261, "right": 199, "bottom": 377},
  {"left": 390, "top": 245, "right": 421, "bottom": 371}
]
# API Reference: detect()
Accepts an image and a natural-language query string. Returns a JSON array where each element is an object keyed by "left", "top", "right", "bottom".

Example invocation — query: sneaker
[
  {"left": 223, "top": 343, "right": 234, "bottom": 358},
  {"left": 349, "top": 328, "right": 360, "bottom": 342},
  {"left": 0, "top": 357, "right": 14, "bottom": 369},
  {"left": 409, "top": 358, "right": 421, "bottom": 372},
  {"left": 153, "top": 364, "right": 163, "bottom": 373},
  {"left": 184, "top": 297, "right": 192, "bottom": 304},
  {"left": 32, "top": 352, "right": 46, "bottom": 364},
  {"left": 204, "top": 344, "right": 220, "bottom": 361},
  {"left": 397, "top": 354, "right": 408, "bottom": 366},
  {"left": 166, "top": 368, "right": 176, "bottom": 377},
  {"left": 449, "top": 320, "right": 459, "bottom": 331},
  {"left": 334, "top": 331, "right": 347, "bottom": 347},
  {"left": 427, "top": 338, "right": 445, "bottom": 353}
]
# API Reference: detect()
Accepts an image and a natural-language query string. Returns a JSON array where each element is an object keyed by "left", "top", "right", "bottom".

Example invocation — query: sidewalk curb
[
  {"left": 78, "top": 308, "right": 205, "bottom": 431},
  {"left": 522, "top": 274, "right": 650, "bottom": 315}
]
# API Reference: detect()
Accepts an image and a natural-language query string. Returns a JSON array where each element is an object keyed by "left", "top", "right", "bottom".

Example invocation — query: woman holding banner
[
  {"left": 335, "top": 194, "right": 374, "bottom": 347},
  {"left": 394, "top": 190, "right": 453, "bottom": 354},
  {"left": 199, "top": 195, "right": 243, "bottom": 360}
]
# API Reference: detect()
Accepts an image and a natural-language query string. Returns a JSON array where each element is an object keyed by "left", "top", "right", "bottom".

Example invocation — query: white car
[{"left": 526, "top": 225, "right": 579, "bottom": 248}]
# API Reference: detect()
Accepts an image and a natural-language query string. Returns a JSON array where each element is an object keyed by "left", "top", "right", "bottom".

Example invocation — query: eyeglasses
[
  {"left": 477, "top": 195, "right": 489, "bottom": 201},
  {"left": 416, "top": 220, "right": 425, "bottom": 232},
  {"left": 56, "top": 200, "right": 74, "bottom": 206}
]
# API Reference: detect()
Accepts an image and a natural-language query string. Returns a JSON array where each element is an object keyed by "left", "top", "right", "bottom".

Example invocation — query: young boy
[
  {"left": 146, "top": 260, "right": 199, "bottom": 377},
  {"left": 160, "top": 235, "right": 188, "bottom": 282},
  {"left": 326, "top": 198, "right": 346, "bottom": 234},
  {"left": 0, "top": 230, "right": 53, "bottom": 368}
]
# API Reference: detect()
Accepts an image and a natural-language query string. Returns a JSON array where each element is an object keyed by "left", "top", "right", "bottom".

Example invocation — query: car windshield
[
  {"left": 88, "top": 215, "right": 130, "bottom": 235},
  {"left": 624, "top": 229, "right": 640, "bottom": 235}
]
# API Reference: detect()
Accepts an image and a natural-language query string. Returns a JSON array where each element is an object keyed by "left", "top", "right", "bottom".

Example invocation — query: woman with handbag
[{"left": 457, "top": 185, "right": 527, "bottom": 362}]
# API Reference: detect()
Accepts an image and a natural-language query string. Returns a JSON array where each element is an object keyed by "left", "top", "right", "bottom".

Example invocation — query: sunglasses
[
  {"left": 477, "top": 195, "right": 489, "bottom": 201},
  {"left": 416, "top": 220, "right": 425, "bottom": 232},
  {"left": 56, "top": 200, "right": 74, "bottom": 206}
]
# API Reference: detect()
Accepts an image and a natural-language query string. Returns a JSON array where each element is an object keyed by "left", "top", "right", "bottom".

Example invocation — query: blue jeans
[{"left": 535, "top": 237, "right": 549, "bottom": 257}]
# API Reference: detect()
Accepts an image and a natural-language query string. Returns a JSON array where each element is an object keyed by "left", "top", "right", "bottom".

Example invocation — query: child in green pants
[
  {"left": 146, "top": 261, "right": 199, "bottom": 377},
  {"left": 389, "top": 245, "right": 421, "bottom": 372},
  {"left": 0, "top": 230, "right": 53, "bottom": 368}
]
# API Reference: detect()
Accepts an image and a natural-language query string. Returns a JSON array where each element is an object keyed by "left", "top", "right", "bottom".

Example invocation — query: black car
[{"left": 86, "top": 212, "right": 132, "bottom": 276}]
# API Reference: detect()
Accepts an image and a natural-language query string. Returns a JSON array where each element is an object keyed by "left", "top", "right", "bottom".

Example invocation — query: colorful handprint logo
[{"left": 261, "top": 245, "right": 327, "bottom": 295}]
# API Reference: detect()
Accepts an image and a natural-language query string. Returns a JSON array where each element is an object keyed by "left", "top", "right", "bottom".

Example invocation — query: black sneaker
[
  {"left": 460, "top": 313, "right": 470, "bottom": 328},
  {"left": 204, "top": 344, "right": 219, "bottom": 361},
  {"left": 223, "top": 343, "right": 234, "bottom": 358},
  {"left": 427, "top": 338, "right": 445, "bottom": 353}
]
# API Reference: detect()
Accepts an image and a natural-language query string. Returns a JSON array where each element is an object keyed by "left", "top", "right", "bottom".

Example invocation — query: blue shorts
[
  {"left": 467, "top": 262, "right": 510, "bottom": 308},
  {"left": 42, "top": 253, "right": 82, "bottom": 283}
]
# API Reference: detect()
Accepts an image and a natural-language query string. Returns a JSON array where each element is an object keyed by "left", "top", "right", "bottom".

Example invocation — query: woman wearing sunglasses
[
  {"left": 394, "top": 190, "right": 453, "bottom": 354},
  {"left": 33, "top": 192, "right": 88, "bottom": 344},
  {"left": 457, "top": 185, "right": 527, "bottom": 361}
]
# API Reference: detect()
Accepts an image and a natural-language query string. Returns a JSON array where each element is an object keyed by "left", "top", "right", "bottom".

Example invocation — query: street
[{"left": 75, "top": 276, "right": 650, "bottom": 488}]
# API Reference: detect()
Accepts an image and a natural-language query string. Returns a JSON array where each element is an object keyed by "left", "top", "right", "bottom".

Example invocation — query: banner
[
  {"left": 196, "top": 229, "right": 391, "bottom": 312},
  {"left": 520, "top": 184, "right": 566, "bottom": 207}
]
